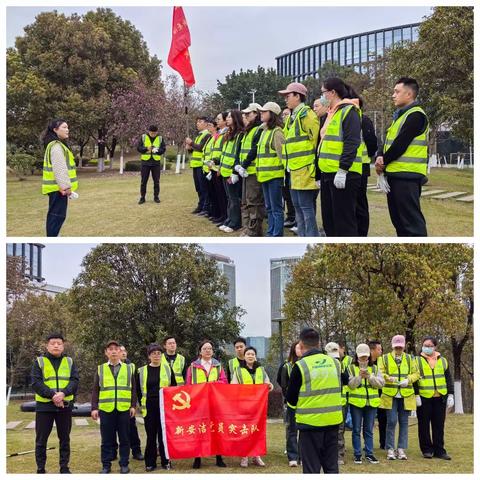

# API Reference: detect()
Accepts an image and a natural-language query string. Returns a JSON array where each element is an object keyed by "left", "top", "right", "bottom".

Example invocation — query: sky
[
  {"left": 6, "top": 5, "right": 433, "bottom": 92},
  {"left": 41, "top": 243, "right": 310, "bottom": 337}
]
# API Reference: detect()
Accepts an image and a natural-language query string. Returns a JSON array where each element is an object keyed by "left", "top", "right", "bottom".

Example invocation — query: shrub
[
  {"left": 7, "top": 152, "right": 37, "bottom": 180},
  {"left": 267, "top": 389, "right": 284, "bottom": 418},
  {"left": 125, "top": 160, "right": 142, "bottom": 172}
]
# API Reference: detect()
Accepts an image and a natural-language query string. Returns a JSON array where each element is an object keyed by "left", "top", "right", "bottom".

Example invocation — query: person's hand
[
  {"left": 268, "top": 383, "right": 274, "bottom": 391},
  {"left": 185, "top": 137, "right": 193, "bottom": 145},
  {"left": 386, "top": 376, "right": 397, "bottom": 384},
  {"left": 147, "top": 146, "right": 153, "bottom": 152},
  {"left": 237, "top": 166, "right": 248, "bottom": 178},
  {"left": 91, "top": 409, "right": 99, "bottom": 421},
  {"left": 60, "top": 188, "right": 72, "bottom": 196},
  {"left": 333, "top": 169, "right": 347, "bottom": 189},
  {"left": 129, "top": 407, "right": 137, "bottom": 418},
  {"left": 360, "top": 369, "right": 369, "bottom": 379},
  {"left": 152, "top": 147, "right": 159, "bottom": 154},
  {"left": 52, "top": 392, "right": 65, "bottom": 403},
  {"left": 375, "top": 156, "right": 385, "bottom": 174},
  {"left": 446, "top": 394, "right": 454, "bottom": 411},
  {"left": 398, "top": 378, "right": 409, "bottom": 388},
  {"left": 315, "top": 180, "right": 321, "bottom": 189},
  {"left": 416, "top": 395, "right": 422, "bottom": 407},
  {"left": 229, "top": 174, "right": 240, "bottom": 184}
]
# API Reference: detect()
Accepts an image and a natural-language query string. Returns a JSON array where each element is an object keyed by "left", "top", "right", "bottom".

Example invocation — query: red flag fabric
[
  {"left": 160, "top": 383, "right": 268, "bottom": 459},
  {"left": 167, "top": 6, "right": 195, "bottom": 87}
]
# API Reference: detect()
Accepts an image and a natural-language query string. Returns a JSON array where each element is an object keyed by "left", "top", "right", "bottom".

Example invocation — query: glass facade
[
  {"left": 6, "top": 243, "right": 44, "bottom": 282},
  {"left": 276, "top": 23, "right": 421, "bottom": 80}
]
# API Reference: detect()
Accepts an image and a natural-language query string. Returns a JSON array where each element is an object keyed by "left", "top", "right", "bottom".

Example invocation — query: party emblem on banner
[{"left": 172, "top": 391, "right": 191, "bottom": 410}]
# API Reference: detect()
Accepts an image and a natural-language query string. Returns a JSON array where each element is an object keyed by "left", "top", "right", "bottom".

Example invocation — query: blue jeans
[
  {"left": 262, "top": 178, "right": 284, "bottom": 236},
  {"left": 386, "top": 397, "right": 410, "bottom": 450},
  {"left": 350, "top": 405, "right": 377, "bottom": 456},
  {"left": 290, "top": 189, "right": 319, "bottom": 236}
]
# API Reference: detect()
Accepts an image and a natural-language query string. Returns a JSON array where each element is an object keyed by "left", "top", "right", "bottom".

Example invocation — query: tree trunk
[
  {"left": 97, "top": 128, "right": 106, "bottom": 173},
  {"left": 404, "top": 318, "right": 416, "bottom": 354},
  {"left": 119, "top": 146, "right": 124, "bottom": 175}
]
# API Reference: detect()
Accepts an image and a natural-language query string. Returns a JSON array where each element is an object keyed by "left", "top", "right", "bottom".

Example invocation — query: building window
[
  {"left": 393, "top": 28, "right": 402, "bottom": 45},
  {"left": 412, "top": 25, "right": 420, "bottom": 41},
  {"left": 384, "top": 29, "right": 393, "bottom": 49},
  {"left": 315, "top": 45, "right": 320, "bottom": 70},
  {"left": 332, "top": 41, "right": 338, "bottom": 63},
  {"left": 353, "top": 36, "right": 360, "bottom": 63},
  {"left": 321, "top": 43, "right": 326, "bottom": 67},
  {"left": 368, "top": 33, "right": 376, "bottom": 61},
  {"left": 326, "top": 42, "right": 332, "bottom": 62},
  {"left": 403, "top": 26, "right": 412, "bottom": 42},
  {"left": 310, "top": 47, "right": 315, "bottom": 72},
  {"left": 376, "top": 31, "right": 384, "bottom": 56},
  {"left": 346, "top": 37, "right": 352, "bottom": 64},
  {"left": 360, "top": 35, "right": 367, "bottom": 63},
  {"left": 7, "top": 244, "right": 14, "bottom": 256},
  {"left": 339, "top": 39, "right": 345, "bottom": 66}
]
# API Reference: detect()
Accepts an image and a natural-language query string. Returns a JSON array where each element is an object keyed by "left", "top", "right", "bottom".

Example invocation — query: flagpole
[{"left": 183, "top": 80, "right": 189, "bottom": 170}]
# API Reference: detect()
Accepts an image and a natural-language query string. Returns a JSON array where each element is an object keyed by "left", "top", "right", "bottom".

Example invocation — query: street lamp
[
  {"left": 248, "top": 89, "right": 257, "bottom": 104},
  {"left": 235, "top": 100, "right": 242, "bottom": 110}
]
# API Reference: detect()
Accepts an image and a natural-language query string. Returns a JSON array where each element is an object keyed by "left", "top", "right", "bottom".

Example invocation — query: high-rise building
[
  {"left": 7, "top": 243, "right": 45, "bottom": 282},
  {"left": 246, "top": 336, "right": 270, "bottom": 360},
  {"left": 206, "top": 252, "right": 236, "bottom": 308}
]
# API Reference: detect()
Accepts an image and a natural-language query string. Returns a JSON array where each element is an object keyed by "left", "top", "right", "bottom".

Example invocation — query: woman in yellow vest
[
  {"left": 41, "top": 119, "right": 78, "bottom": 237},
  {"left": 136, "top": 344, "right": 172, "bottom": 471},
  {"left": 377, "top": 335, "right": 420, "bottom": 461},
  {"left": 414, "top": 336, "right": 454, "bottom": 460},
  {"left": 218, "top": 110, "right": 244, "bottom": 233},
  {"left": 317, "top": 78, "right": 363, "bottom": 236},
  {"left": 256, "top": 102, "right": 286, "bottom": 236},
  {"left": 187, "top": 340, "right": 228, "bottom": 469},
  {"left": 347, "top": 344, "right": 385, "bottom": 465},
  {"left": 231, "top": 346, "right": 273, "bottom": 467}
]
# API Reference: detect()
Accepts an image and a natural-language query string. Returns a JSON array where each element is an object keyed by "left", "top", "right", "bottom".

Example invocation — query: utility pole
[
  {"left": 248, "top": 89, "right": 257, "bottom": 104},
  {"left": 235, "top": 100, "right": 242, "bottom": 110}
]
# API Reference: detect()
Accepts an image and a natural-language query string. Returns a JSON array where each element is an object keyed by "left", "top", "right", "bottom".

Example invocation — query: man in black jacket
[{"left": 31, "top": 333, "right": 79, "bottom": 474}]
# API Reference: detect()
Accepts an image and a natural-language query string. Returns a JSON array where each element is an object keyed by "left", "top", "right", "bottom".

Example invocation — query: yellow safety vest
[
  {"left": 42, "top": 141, "right": 78, "bottom": 195},
  {"left": 378, "top": 352, "right": 415, "bottom": 397},
  {"left": 256, "top": 127, "right": 285, "bottom": 183},
  {"left": 190, "top": 131, "right": 210, "bottom": 168},
  {"left": 228, "top": 357, "right": 241, "bottom": 378},
  {"left": 162, "top": 354, "right": 186, "bottom": 386},
  {"left": 219, "top": 135, "right": 240, "bottom": 178},
  {"left": 416, "top": 356, "right": 448, "bottom": 398},
  {"left": 98, "top": 363, "right": 133, "bottom": 413},
  {"left": 235, "top": 366, "right": 267, "bottom": 384},
  {"left": 210, "top": 133, "right": 224, "bottom": 172},
  {"left": 140, "top": 134, "right": 162, "bottom": 161},
  {"left": 190, "top": 363, "right": 221, "bottom": 384},
  {"left": 240, "top": 126, "right": 260, "bottom": 175},
  {"left": 384, "top": 106, "right": 428, "bottom": 175},
  {"left": 137, "top": 364, "right": 171, "bottom": 417},
  {"left": 348, "top": 364, "right": 381, "bottom": 408},
  {"left": 35, "top": 356, "right": 74, "bottom": 403},
  {"left": 283, "top": 105, "right": 317, "bottom": 171},
  {"left": 202, "top": 135, "right": 215, "bottom": 173},
  {"left": 317, "top": 105, "right": 363, "bottom": 174},
  {"left": 341, "top": 355, "right": 353, "bottom": 406},
  {"left": 292, "top": 353, "right": 343, "bottom": 427}
]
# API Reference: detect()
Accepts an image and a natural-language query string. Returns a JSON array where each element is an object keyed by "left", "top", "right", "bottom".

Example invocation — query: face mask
[
  {"left": 359, "top": 360, "right": 368, "bottom": 368},
  {"left": 422, "top": 346, "right": 434, "bottom": 356},
  {"left": 319, "top": 95, "right": 329, "bottom": 107}
]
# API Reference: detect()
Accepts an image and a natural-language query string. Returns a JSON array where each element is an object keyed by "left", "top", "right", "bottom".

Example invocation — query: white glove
[
  {"left": 315, "top": 180, "right": 321, "bottom": 188},
  {"left": 207, "top": 161, "right": 215, "bottom": 168},
  {"left": 377, "top": 173, "right": 391, "bottom": 194},
  {"left": 333, "top": 169, "right": 347, "bottom": 189},
  {"left": 446, "top": 394, "right": 454, "bottom": 410},
  {"left": 152, "top": 147, "right": 159, "bottom": 154},
  {"left": 398, "top": 379, "right": 409, "bottom": 388},
  {"left": 234, "top": 164, "right": 242, "bottom": 173},
  {"left": 230, "top": 174, "right": 240, "bottom": 184},
  {"left": 69, "top": 191, "right": 79, "bottom": 199},
  {"left": 206, "top": 172, "right": 213, "bottom": 181},
  {"left": 238, "top": 167, "right": 248, "bottom": 178},
  {"left": 416, "top": 395, "right": 422, "bottom": 407}
]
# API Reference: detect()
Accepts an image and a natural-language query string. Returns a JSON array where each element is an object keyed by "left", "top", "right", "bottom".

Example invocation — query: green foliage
[
  {"left": 124, "top": 160, "right": 142, "bottom": 171},
  {"left": 6, "top": 150, "right": 37, "bottom": 180}
]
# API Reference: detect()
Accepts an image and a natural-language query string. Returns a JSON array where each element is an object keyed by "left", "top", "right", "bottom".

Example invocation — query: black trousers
[
  {"left": 377, "top": 407, "right": 387, "bottom": 449},
  {"left": 144, "top": 403, "right": 168, "bottom": 468},
  {"left": 282, "top": 171, "right": 296, "bottom": 222},
  {"left": 417, "top": 396, "right": 447, "bottom": 456},
  {"left": 114, "top": 416, "right": 141, "bottom": 455},
  {"left": 206, "top": 173, "right": 219, "bottom": 218},
  {"left": 140, "top": 163, "right": 160, "bottom": 199},
  {"left": 35, "top": 410, "right": 72, "bottom": 470},
  {"left": 46, "top": 191, "right": 68, "bottom": 237},
  {"left": 192, "top": 167, "right": 208, "bottom": 210},
  {"left": 299, "top": 426, "right": 339, "bottom": 474},
  {"left": 320, "top": 175, "right": 360, "bottom": 237},
  {"left": 213, "top": 173, "right": 227, "bottom": 220},
  {"left": 386, "top": 176, "right": 427, "bottom": 236},
  {"left": 223, "top": 178, "right": 242, "bottom": 229},
  {"left": 99, "top": 410, "right": 130, "bottom": 468},
  {"left": 356, "top": 168, "right": 370, "bottom": 236}
]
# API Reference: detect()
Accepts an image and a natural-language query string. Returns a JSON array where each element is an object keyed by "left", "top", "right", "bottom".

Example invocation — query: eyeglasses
[
  {"left": 321, "top": 89, "right": 330, "bottom": 94},
  {"left": 201, "top": 347, "right": 213, "bottom": 352}
]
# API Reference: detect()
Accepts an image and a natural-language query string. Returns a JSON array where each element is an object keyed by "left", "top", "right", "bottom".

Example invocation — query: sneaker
[
  {"left": 145, "top": 466, "right": 156, "bottom": 472},
  {"left": 60, "top": 467, "right": 72, "bottom": 473},
  {"left": 154, "top": 198, "right": 160, "bottom": 204},
  {"left": 397, "top": 448, "right": 407, "bottom": 460},
  {"left": 191, "top": 208, "right": 201, "bottom": 214},
  {"left": 365, "top": 454, "right": 379, "bottom": 464},
  {"left": 338, "top": 459, "right": 345, "bottom": 465},
  {"left": 284, "top": 219, "right": 296, "bottom": 228},
  {"left": 223, "top": 227, "right": 234, "bottom": 233},
  {"left": 288, "top": 460, "right": 298, "bottom": 467},
  {"left": 240, "top": 457, "right": 248, "bottom": 468},
  {"left": 218, "top": 225, "right": 228, "bottom": 231},
  {"left": 387, "top": 449, "right": 396, "bottom": 460},
  {"left": 37, "top": 469, "right": 46, "bottom": 474},
  {"left": 192, "top": 458, "right": 201, "bottom": 469},
  {"left": 215, "top": 456, "right": 227, "bottom": 468},
  {"left": 434, "top": 453, "right": 451, "bottom": 461},
  {"left": 354, "top": 455, "right": 362, "bottom": 464},
  {"left": 132, "top": 452, "right": 144, "bottom": 461},
  {"left": 138, "top": 198, "right": 145, "bottom": 205},
  {"left": 422, "top": 452, "right": 433, "bottom": 459},
  {"left": 252, "top": 456, "right": 265, "bottom": 467},
  {"left": 290, "top": 226, "right": 298, "bottom": 234}
]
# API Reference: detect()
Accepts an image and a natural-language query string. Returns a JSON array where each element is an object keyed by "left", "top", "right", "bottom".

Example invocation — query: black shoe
[
  {"left": 161, "top": 461, "right": 172, "bottom": 470},
  {"left": 132, "top": 452, "right": 144, "bottom": 461},
  {"left": 197, "top": 210, "right": 209, "bottom": 216},
  {"left": 354, "top": 455, "right": 363, "bottom": 464},
  {"left": 216, "top": 456, "right": 227, "bottom": 467},
  {"left": 191, "top": 208, "right": 201, "bottom": 214},
  {"left": 365, "top": 454, "right": 379, "bottom": 464},
  {"left": 284, "top": 219, "right": 296, "bottom": 228},
  {"left": 99, "top": 467, "right": 111, "bottom": 474},
  {"left": 120, "top": 466, "right": 130, "bottom": 474},
  {"left": 60, "top": 467, "right": 72, "bottom": 473},
  {"left": 145, "top": 466, "right": 156, "bottom": 472},
  {"left": 37, "top": 469, "right": 46, "bottom": 474},
  {"left": 422, "top": 452, "right": 434, "bottom": 458},
  {"left": 138, "top": 198, "right": 145, "bottom": 205},
  {"left": 434, "top": 453, "right": 451, "bottom": 460},
  {"left": 192, "top": 458, "right": 201, "bottom": 469},
  {"left": 154, "top": 198, "right": 160, "bottom": 204}
]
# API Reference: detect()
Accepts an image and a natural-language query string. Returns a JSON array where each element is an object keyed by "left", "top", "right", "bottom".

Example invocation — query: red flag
[
  {"left": 167, "top": 7, "right": 195, "bottom": 87},
  {"left": 160, "top": 384, "right": 268, "bottom": 459}
]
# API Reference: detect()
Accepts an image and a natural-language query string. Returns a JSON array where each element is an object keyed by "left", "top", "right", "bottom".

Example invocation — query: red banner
[
  {"left": 167, "top": 7, "right": 195, "bottom": 86},
  {"left": 160, "top": 383, "right": 268, "bottom": 459}
]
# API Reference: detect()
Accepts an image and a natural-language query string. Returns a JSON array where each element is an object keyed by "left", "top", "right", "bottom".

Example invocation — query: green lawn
[
  {"left": 6, "top": 401, "right": 472, "bottom": 474},
  {"left": 6, "top": 167, "right": 473, "bottom": 237}
]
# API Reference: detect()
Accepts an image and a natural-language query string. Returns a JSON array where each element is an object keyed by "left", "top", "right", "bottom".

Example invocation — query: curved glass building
[{"left": 276, "top": 23, "right": 420, "bottom": 81}]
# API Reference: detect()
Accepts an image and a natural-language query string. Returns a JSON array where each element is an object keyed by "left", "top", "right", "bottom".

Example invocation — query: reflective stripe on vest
[
  {"left": 295, "top": 354, "right": 343, "bottom": 427},
  {"left": 190, "top": 131, "right": 210, "bottom": 168},
  {"left": 384, "top": 106, "right": 428, "bottom": 175},
  {"left": 191, "top": 364, "right": 220, "bottom": 384},
  {"left": 141, "top": 134, "right": 162, "bottom": 161},
  {"left": 98, "top": 363, "right": 133, "bottom": 412},
  {"left": 283, "top": 106, "right": 317, "bottom": 171},
  {"left": 256, "top": 127, "right": 284, "bottom": 183},
  {"left": 35, "top": 356, "right": 74, "bottom": 403},
  {"left": 228, "top": 357, "right": 240, "bottom": 377},
  {"left": 210, "top": 133, "right": 224, "bottom": 172},
  {"left": 42, "top": 141, "right": 78, "bottom": 195},
  {"left": 318, "top": 105, "right": 363, "bottom": 174},
  {"left": 347, "top": 364, "right": 381, "bottom": 408},
  {"left": 138, "top": 363, "right": 171, "bottom": 417},
  {"left": 162, "top": 354, "right": 186, "bottom": 386},
  {"left": 416, "top": 356, "right": 448, "bottom": 398},
  {"left": 240, "top": 126, "right": 260, "bottom": 174},
  {"left": 341, "top": 355, "right": 353, "bottom": 406},
  {"left": 219, "top": 136, "right": 239, "bottom": 178},
  {"left": 235, "top": 366, "right": 266, "bottom": 384},
  {"left": 380, "top": 353, "right": 414, "bottom": 397},
  {"left": 202, "top": 135, "right": 215, "bottom": 173}
]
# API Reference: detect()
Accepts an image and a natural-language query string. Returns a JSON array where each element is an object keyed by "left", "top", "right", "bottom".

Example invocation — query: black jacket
[
  {"left": 413, "top": 354, "right": 454, "bottom": 396},
  {"left": 136, "top": 134, "right": 166, "bottom": 166},
  {"left": 31, "top": 353, "right": 79, "bottom": 412}
]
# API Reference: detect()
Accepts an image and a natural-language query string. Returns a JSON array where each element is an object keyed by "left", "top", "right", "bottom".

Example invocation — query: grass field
[
  {"left": 6, "top": 401, "right": 472, "bottom": 474},
  {"left": 7, "top": 166, "right": 473, "bottom": 237}
]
